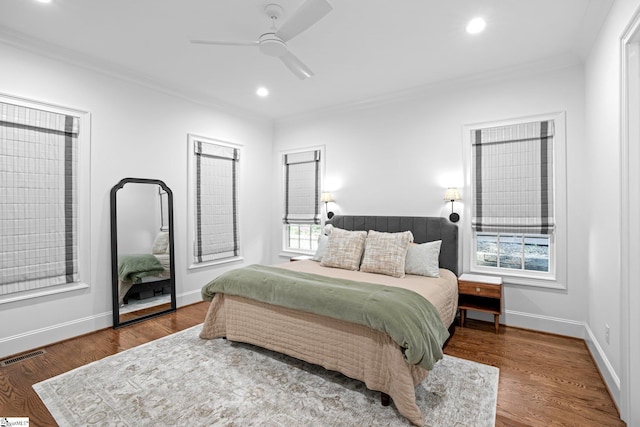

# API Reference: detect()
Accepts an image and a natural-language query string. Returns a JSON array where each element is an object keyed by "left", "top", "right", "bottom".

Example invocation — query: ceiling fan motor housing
[{"left": 259, "top": 33, "right": 288, "bottom": 57}]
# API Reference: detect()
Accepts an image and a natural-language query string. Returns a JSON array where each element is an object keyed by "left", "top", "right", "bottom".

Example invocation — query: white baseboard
[
  {"left": 584, "top": 324, "right": 621, "bottom": 405},
  {"left": 502, "top": 309, "right": 586, "bottom": 338},
  {"left": 0, "top": 290, "right": 206, "bottom": 360},
  {"left": 0, "top": 311, "right": 113, "bottom": 359},
  {"left": 177, "top": 289, "right": 204, "bottom": 307},
  {"left": 465, "top": 309, "right": 585, "bottom": 337}
]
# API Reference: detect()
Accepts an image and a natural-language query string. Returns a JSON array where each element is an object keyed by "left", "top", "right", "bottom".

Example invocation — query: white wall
[
  {"left": 274, "top": 63, "right": 589, "bottom": 336},
  {"left": 0, "top": 42, "right": 274, "bottom": 358},
  {"left": 584, "top": 0, "right": 640, "bottom": 418}
]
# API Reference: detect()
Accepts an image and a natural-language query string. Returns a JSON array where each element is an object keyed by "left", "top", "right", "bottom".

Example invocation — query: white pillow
[
  {"left": 323, "top": 224, "right": 334, "bottom": 235},
  {"left": 152, "top": 231, "right": 169, "bottom": 254},
  {"left": 312, "top": 234, "right": 329, "bottom": 261},
  {"left": 404, "top": 240, "right": 442, "bottom": 277}
]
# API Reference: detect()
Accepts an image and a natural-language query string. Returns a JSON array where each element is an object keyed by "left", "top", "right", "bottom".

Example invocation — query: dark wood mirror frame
[{"left": 110, "top": 177, "right": 177, "bottom": 328}]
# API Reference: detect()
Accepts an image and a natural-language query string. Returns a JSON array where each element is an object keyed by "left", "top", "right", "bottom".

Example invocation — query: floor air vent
[{"left": 1, "top": 349, "right": 47, "bottom": 367}]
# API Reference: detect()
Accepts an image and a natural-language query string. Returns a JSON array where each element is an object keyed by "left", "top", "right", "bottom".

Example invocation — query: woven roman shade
[
  {"left": 283, "top": 149, "right": 321, "bottom": 224},
  {"left": 0, "top": 102, "right": 80, "bottom": 295},
  {"left": 193, "top": 140, "right": 239, "bottom": 263},
  {"left": 472, "top": 120, "right": 555, "bottom": 235}
]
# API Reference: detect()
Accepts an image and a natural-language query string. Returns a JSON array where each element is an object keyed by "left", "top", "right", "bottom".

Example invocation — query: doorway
[{"left": 620, "top": 12, "right": 640, "bottom": 425}]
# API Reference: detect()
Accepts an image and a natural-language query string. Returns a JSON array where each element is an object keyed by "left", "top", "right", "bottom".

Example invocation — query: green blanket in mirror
[{"left": 118, "top": 254, "right": 165, "bottom": 283}]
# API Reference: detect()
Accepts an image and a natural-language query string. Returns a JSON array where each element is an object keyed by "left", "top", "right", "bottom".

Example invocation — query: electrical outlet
[{"left": 605, "top": 324, "right": 610, "bottom": 344}]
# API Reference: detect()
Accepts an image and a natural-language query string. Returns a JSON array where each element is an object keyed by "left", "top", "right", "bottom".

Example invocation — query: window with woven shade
[
  {"left": 188, "top": 134, "right": 241, "bottom": 267},
  {"left": 465, "top": 113, "right": 567, "bottom": 289},
  {"left": 0, "top": 97, "right": 90, "bottom": 301},
  {"left": 282, "top": 148, "right": 323, "bottom": 253}
]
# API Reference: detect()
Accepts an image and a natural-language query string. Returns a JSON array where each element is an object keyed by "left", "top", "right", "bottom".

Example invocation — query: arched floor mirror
[{"left": 111, "top": 178, "right": 176, "bottom": 328}]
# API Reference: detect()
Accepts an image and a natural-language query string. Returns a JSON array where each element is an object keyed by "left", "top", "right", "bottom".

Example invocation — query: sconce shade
[
  {"left": 321, "top": 192, "right": 335, "bottom": 203},
  {"left": 444, "top": 188, "right": 462, "bottom": 201}
]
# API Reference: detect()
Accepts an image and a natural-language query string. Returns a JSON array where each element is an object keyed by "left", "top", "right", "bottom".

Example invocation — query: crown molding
[
  {"left": 276, "top": 53, "right": 584, "bottom": 125},
  {"left": 0, "top": 27, "right": 270, "bottom": 123}
]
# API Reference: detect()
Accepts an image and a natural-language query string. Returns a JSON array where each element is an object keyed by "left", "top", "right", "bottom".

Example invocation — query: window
[
  {"left": 287, "top": 223, "right": 322, "bottom": 251},
  {"left": 187, "top": 134, "right": 241, "bottom": 268},
  {"left": 464, "top": 113, "right": 566, "bottom": 288},
  {"left": 0, "top": 96, "right": 90, "bottom": 302},
  {"left": 282, "top": 148, "right": 323, "bottom": 253},
  {"left": 476, "top": 233, "right": 550, "bottom": 272}
]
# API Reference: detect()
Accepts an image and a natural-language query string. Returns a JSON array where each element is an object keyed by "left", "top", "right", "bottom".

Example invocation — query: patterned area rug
[{"left": 34, "top": 325, "right": 498, "bottom": 426}]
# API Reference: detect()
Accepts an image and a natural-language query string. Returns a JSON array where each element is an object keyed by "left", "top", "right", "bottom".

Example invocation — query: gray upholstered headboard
[{"left": 327, "top": 215, "right": 459, "bottom": 276}]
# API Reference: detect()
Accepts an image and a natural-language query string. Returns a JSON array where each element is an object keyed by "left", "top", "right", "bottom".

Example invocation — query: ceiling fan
[{"left": 190, "top": 0, "right": 333, "bottom": 80}]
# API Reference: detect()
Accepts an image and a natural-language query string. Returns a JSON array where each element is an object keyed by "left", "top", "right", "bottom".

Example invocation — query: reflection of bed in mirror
[{"left": 118, "top": 230, "right": 172, "bottom": 306}]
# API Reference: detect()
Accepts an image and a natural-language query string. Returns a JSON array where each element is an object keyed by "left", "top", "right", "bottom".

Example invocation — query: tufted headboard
[{"left": 327, "top": 215, "right": 459, "bottom": 276}]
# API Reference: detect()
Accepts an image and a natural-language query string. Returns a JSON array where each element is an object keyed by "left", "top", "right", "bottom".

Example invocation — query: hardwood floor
[
  {"left": 0, "top": 302, "right": 624, "bottom": 426},
  {"left": 446, "top": 319, "right": 624, "bottom": 427}
]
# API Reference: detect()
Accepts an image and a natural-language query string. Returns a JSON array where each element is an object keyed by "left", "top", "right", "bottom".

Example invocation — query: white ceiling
[{"left": 0, "top": 0, "right": 613, "bottom": 119}]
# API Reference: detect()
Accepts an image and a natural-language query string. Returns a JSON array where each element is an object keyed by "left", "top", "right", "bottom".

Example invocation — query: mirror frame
[{"left": 110, "top": 177, "right": 177, "bottom": 328}]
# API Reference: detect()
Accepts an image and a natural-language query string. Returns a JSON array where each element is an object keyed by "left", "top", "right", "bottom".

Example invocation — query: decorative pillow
[
  {"left": 359, "top": 230, "right": 414, "bottom": 278},
  {"left": 405, "top": 240, "right": 442, "bottom": 278},
  {"left": 152, "top": 231, "right": 169, "bottom": 254},
  {"left": 320, "top": 228, "right": 367, "bottom": 271},
  {"left": 323, "top": 223, "right": 334, "bottom": 235},
  {"left": 312, "top": 234, "right": 329, "bottom": 261}
]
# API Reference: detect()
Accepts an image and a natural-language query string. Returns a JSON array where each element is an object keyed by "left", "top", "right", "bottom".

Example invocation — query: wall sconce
[
  {"left": 444, "top": 187, "right": 462, "bottom": 223},
  {"left": 321, "top": 191, "right": 335, "bottom": 219}
]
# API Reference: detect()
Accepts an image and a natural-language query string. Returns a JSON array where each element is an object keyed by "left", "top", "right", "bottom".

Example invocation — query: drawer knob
[{"left": 476, "top": 287, "right": 481, "bottom": 292}]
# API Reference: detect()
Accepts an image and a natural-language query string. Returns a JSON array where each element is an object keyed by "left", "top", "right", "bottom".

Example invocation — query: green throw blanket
[
  {"left": 118, "top": 254, "right": 165, "bottom": 283},
  {"left": 201, "top": 264, "right": 449, "bottom": 370}
]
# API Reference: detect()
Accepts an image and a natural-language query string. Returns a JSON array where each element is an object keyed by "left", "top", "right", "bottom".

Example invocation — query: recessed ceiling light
[
  {"left": 36, "top": 0, "right": 52, "bottom": 3},
  {"left": 466, "top": 17, "right": 486, "bottom": 34},
  {"left": 256, "top": 87, "right": 269, "bottom": 97}
]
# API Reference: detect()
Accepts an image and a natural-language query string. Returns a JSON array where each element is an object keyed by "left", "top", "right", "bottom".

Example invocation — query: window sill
[
  {"left": 469, "top": 266, "right": 565, "bottom": 289},
  {"left": 0, "top": 282, "right": 90, "bottom": 305},
  {"left": 188, "top": 256, "right": 245, "bottom": 270},
  {"left": 280, "top": 250, "right": 315, "bottom": 258}
]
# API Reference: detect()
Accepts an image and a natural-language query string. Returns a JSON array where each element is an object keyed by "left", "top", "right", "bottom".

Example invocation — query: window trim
[
  {"left": 0, "top": 93, "right": 91, "bottom": 305},
  {"left": 186, "top": 133, "right": 243, "bottom": 270},
  {"left": 462, "top": 112, "right": 567, "bottom": 289},
  {"left": 281, "top": 145, "right": 325, "bottom": 255}
]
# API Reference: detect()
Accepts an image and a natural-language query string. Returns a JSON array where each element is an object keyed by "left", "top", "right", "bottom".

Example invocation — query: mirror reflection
[{"left": 111, "top": 178, "right": 176, "bottom": 327}]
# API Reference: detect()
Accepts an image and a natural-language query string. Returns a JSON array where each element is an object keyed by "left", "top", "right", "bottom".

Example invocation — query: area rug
[{"left": 34, "top": 325, "right": 499, "bottom": 426}]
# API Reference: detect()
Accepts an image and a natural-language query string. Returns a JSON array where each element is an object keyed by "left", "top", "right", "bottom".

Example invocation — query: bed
[
  {"left": 199, "top": 215, "right": 458, "bottom": 426},
  {"left": 118, "top": 231, "right": 172, "bottom": 305}
]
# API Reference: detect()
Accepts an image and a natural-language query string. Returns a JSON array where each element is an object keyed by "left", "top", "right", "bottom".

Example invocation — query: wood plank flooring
[{"left": 0, "top": 302, "right": 625, "bottom": 426}]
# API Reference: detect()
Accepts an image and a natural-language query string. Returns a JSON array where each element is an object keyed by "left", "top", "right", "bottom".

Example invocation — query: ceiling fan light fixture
[
  {"left": 258, "top": 34, "right": 288, "bottom": 57},
  {"left": 466, "top": 17, "right": 486, "bottom": 34}
]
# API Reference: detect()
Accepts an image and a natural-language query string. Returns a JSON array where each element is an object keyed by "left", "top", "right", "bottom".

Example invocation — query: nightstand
[
  {"left": 458, "top": 273, "right": 503, "bottom": 333},
  {"left": 290, "top": 255, "right": 313, "bottom": 262}
]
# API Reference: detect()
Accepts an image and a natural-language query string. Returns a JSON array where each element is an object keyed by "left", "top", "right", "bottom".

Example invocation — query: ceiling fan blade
[
  {"left": 276, "top": 0, "right": 333, "bottom": 42},
  {"left": 190, "top": 39, "right": 259, "bottom": 47},
  {"left": 280, "top": 52, "right": 314, "bottom": 79}
]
